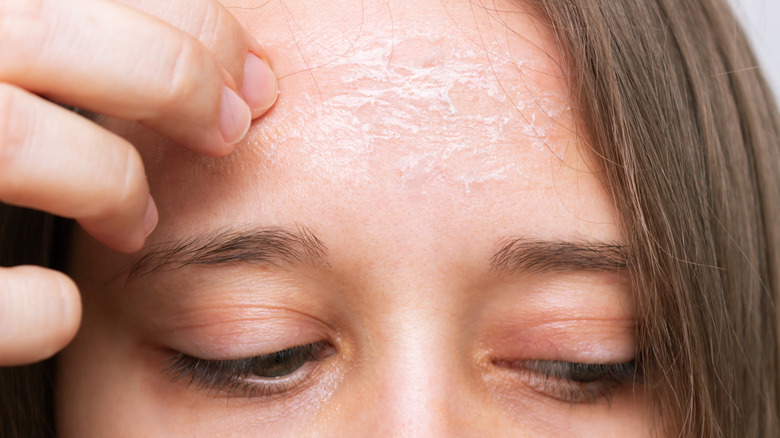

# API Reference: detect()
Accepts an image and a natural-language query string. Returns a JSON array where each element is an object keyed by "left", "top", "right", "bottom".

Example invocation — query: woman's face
[{"left": 57, "top": 0, "right": 650, "bottom": 435}]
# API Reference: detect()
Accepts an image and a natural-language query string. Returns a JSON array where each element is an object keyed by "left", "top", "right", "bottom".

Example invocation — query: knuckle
[
  {"left": 192, "top": 0, "right": 223, "bottom": 49},
  {"left": 157, "top": 36, "right": 213, "bottom": 111},
  {"left": 197, "top": 1, "right": 248, "bottom": 78},
  {"left": 191, "top": 0, "right": 245, "bottom": 57}
]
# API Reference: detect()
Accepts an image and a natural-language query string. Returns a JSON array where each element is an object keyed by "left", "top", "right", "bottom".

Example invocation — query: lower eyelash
[
  {"left": 164, "top": 342, "right": 330, "bottom": 399},
  {"left": 164, "top": 345, "right": 639, "bottom": 405},
  {"left": 495, "top": 359, "right": 641, "bottom": 405}
]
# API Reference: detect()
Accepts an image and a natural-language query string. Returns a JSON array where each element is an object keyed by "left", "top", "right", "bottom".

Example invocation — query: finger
[
  {"left": 116, "top": 0, "right": 279, "bottom": 118},
  {"left": 0, "top": 0, "right": 262, "bottom": 155},
  {"left": 0, "top": 266, "right": 81, "bottom": 366},
  {"left": 0, "top": 84, "right": 157, "bottom": 253}
]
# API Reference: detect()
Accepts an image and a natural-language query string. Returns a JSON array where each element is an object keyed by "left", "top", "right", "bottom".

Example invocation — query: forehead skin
[
  {"left": 57, "top": 0, "right": 648, "bottom": 436},
  {"left": 119, "top": 0, "right": 617, "bottom": 248}
]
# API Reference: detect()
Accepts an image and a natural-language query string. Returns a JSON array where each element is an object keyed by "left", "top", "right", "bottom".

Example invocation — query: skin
[
  {"left": 0, "top": 0, "right": 278, "bottom": 365},
  {"left": 57, "top": 0, "right": 652, "bottom": 435}
]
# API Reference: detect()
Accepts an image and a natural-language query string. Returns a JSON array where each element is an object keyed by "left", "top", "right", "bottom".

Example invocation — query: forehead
[
  {"left": 242, "top": 1, "right": 569, "bottom": 178},
  {"left": 130, "top": 0, "right": 618, "bottom": 245}
]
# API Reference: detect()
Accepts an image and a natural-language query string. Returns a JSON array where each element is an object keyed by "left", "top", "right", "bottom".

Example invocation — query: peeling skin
[
  {"left": 234, "top": 0, "right": 577, "bottom": 192},
  {"left": 100, "top": 0, "right": 605, "bottom": 243}
]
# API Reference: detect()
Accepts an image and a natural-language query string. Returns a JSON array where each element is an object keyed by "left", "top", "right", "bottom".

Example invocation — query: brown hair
[
  {"left": 1, "top": 0, "right": 779, "bottom": 436},
  {"left": 534, "top": 0, "right": 780, "bottom": 435}
]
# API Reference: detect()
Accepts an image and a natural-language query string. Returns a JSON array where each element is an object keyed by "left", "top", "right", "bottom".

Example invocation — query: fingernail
[
  {"left": 143, "top": 196, "right": 158, "bottom": 238},
  {"left": 242, "top": 53, "right": 279, "bottom": 114},
  {"left": 219, "top": 86, "right": 251, "bottom": 145}
]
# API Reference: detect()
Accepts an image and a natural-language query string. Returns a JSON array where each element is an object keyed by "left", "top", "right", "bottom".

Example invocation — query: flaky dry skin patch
[
  {"left": 226, "top": 0, "right": 578, "bottom": 192},
  {"left": 101, "top": 0, "right": 602, "bottom": 243}
]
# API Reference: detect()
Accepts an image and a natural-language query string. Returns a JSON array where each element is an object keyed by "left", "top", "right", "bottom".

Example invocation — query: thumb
[{"left": 0, "top": 266, "right": 81, "bottom": 366}]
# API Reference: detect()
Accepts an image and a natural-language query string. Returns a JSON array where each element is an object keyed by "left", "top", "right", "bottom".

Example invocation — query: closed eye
[
  {"left": 165, "top": 341, "right": 335, "bottom": 398},
  {"left": 494, "top": 359, "right": 641, "bottom": 404}
]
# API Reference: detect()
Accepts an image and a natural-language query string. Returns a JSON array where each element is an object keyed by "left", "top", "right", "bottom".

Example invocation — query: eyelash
[
  {"left": 166, "top": 344, "right": 638, "bottom": 405},
  {"left": 165, "top": 341, "right": 333, "bottom": 399},
  {"left": 495, "top": 358, "right": 640, "bottom": 404}
]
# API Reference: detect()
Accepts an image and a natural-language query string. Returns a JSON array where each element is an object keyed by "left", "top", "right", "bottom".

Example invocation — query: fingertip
[
  {"left": 78, "top": 210, "right": 148, "bottom": 254},
  {"left": 0, "top": 266, "right": 82, "bottom": 365},
  {"left": 250, "top": 88, "right": 280, "bottom": 120},
  {"left": 219, "top": 86, "right": 252, "bottom": 146},
  {"left": 242, "top": 53, "right": 279, "bottom": 118},
  {"left": 143, "top": 196, "right": 159, "bottom": 238},
  {"left": 48, "top": 269, "right": 82, "bottom": 354}
]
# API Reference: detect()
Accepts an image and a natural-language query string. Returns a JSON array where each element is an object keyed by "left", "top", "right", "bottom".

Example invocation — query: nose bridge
[
  {"left": 331, "top": 219, "right": 479, "bottom": 436},
  {"left": 348, "top": 265, "right": 476, "bottom": 437},
  {"left": 367, "top": 320, "right": 458, "bottom": 437}
]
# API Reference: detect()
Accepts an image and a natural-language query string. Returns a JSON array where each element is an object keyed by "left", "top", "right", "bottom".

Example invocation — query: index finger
[
  {"left": 0, "top": 0, "right": 275, "bottom": 155},
  {"left": 116, "top": 0, "right": 279, "bottom": 119}
]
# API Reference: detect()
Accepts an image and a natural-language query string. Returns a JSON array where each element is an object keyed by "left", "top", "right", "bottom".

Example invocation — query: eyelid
[
  {"left": 164, "top": 341, "right": 336, "bottom": 399},
  {"left": 521, "top": 359, "right": 638, "bottom": 383},
  {"left": 478, "top": 317, "right": 638, "bottom": 366},
  {"left": 494, "top": 358, "right": 641, "bottom": 404},
  {"left": 153, "top": 307, "right": 334, "bottom": 360}
]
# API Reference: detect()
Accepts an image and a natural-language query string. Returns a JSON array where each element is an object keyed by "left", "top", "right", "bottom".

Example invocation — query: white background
[{"left": 730, "top": 0, "right": 780, "bottom": 102}]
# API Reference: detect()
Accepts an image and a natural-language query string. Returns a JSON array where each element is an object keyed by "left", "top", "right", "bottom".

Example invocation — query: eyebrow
[
  {"left": 126, "top": 228, "right": 626, "bottom": 280},
  {"left": 489, "top": 237, "right": 627, "bottom": 274},
  {"left": 127, "top": 226, "right": 327, "bottom": 279}
]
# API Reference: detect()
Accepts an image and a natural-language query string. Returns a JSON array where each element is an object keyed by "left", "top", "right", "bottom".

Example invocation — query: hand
[{"left": 0, "top": 0, "right": 278, "bottom": 366}]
